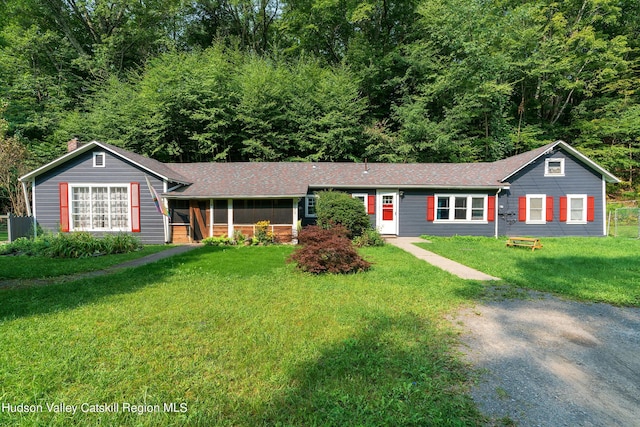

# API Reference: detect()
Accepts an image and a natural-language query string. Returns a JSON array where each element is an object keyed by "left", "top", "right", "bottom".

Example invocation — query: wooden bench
[{"left": 506, "top": 237, "right": 542, "bottom": 251}]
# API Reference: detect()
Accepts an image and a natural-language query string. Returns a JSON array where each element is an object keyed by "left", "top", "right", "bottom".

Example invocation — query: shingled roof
[
  {"left": 162, "top": 140, "right": 618, "bottom": 198},
  {"left": 166, "top": 162, "right": 312, "bottom": 198},
  {"left": 20, "top": 140, "right": 619, "bottom": 194},
  {"left": 98, "top": 142, "right": 191, "bottom": 184},
  {"left": 19, "top": 140, "right": 191, "bottom": 184}
]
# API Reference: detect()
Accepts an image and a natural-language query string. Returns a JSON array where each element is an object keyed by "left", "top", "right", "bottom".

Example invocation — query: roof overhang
[
  {"left": 19, "top": 140, "right": 192, "bottom": 185},
  {"left": 308, "top": 184, "right": 508, "bottom": 190},
  {"left": 20, "top": 142, "right": 97, "bottom": 182},
  {"left": 163, "top": 194, "right": 307, "bottom": 199},
  {"left": 501, "top": 140, "right": 620, "bottom": 184}
]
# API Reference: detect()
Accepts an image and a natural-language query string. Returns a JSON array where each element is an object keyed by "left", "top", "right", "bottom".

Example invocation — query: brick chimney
[{"left": 67, "top": 137, "right": 81, "bottom": 152}]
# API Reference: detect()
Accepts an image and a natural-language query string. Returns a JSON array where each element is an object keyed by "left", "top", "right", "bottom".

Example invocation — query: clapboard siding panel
[
  {"left": 498, "top": 148, "right": 604, "bottom": 237},
  {"left": 399, "top": 190, "right": 496, "bottom": 237},
  {"left": 34, "top": 149, "right": 167, "bottom": 244}
]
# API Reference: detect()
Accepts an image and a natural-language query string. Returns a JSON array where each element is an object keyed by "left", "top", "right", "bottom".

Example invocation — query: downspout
[
  {"left": 494, "top": 187, "right": 502, "bottom": 239},
  {"left": 21, "top": 180, "right": 32, "bottom": 216},
  {"left": 602, "top": 176, "right": 607, "bottom": 236},
  {"left": 209, "top": 199, "right": 214, "bottom": 237},
  {"left": 163, "top": 181, "right": 170, "bottom": 243}
]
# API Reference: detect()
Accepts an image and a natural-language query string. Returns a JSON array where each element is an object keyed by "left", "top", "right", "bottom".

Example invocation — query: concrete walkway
[
  {"left": 386, "top": 237, "right": 500, "bottom": 281},
  {"left": 0, "top": 244, "right": 201, "bottom": 289}
]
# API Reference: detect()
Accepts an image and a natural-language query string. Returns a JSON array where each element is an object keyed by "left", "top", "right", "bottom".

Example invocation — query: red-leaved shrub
[{"left": 288, "top": 225, "right": 371, "bottom": 274}]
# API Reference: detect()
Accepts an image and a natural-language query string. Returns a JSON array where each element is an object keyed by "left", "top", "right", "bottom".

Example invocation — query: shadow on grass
[
  {"left": 504, "top": 255, "right": 640, "bottom": 306},
  {"left": 242, "top": 313, "right": 480, "bottom": 426},
  {"left": 456, "top": 294, "right": 640, "bottom": 426},
  {"left": 0, "top": 246, "right": 228, "bottom": 321}
]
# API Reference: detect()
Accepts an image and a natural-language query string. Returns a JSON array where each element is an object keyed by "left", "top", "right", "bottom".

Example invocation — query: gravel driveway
[{"left": 455, "top": 288, "right": 640, "bottom": 426}]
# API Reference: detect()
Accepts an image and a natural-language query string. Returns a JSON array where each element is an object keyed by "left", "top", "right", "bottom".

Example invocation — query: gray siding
[
  {"left": 301, "top": 189, "right": 376, "bottom": 227},
  {"left": 399, "top": 190, "right": 496, "bottom": 237},
  {"left": 34, "top": 149, "right": 168, "bottom": 244},
  {"left": 498, "top": 148, "right": 605, "bottom": 237}
]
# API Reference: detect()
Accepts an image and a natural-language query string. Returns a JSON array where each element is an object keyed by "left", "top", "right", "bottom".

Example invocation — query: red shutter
[
  {"left": 59, "top": 182, "right": 69, "bottom": 232},
  {"left": 546, "top": 196, "right": 554, "bottom": 222},
  {"left": 367, "top": 195, "right": 375, "bottom": 214},
  {"left": 427, "top": 196, "right": 435, "bottom": 221},
  {"left": 587, "top": 196, "right": 595, "bottom": 222},
  {"left": 559, "top": 196, "right": 567, "bottom": 222},
  {"left": 487, "top": 196, "right": 495, "bottom": 222},
  {"left": 518, "top": 196, "right": 526, "bottom": 222},
  {"left": 131, "top": 182, "right": 141, "bottom": 232}
]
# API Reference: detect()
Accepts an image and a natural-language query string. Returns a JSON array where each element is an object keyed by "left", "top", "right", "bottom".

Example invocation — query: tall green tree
[
  {"left": 184, "top": 0, "right": 283, "bottom": 54},
  {"left": 63, "top": 47, "right": 367, "bottom": 162},
  {"left": 386, "top": 0, "right": 515, "bottom": 162}
]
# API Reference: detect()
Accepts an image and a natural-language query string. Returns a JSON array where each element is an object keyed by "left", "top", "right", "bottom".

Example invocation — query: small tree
[
  {"left": 288, "top": 225, "right": 371, "bottom": 274},
  {"left": 315, "top": 190, "right": 371, "bottom": 238},
  {"left": 0, "top": 112, "right": 31, "bottom": 215}
]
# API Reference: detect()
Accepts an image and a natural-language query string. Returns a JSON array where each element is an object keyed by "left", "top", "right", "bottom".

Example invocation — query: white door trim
[{"left": 376, "top": 189, "right": 399, "bottom": 235}]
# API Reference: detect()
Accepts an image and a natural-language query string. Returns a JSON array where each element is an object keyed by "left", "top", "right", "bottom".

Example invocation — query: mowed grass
[
  {"left": 0, "top": 245, "right": 173, "bottom": 280},
  {"left": 418, "top": 236, "right": 640, "bottom": 306},
  {"left": 0, "top": 245, "right": 484, "bottom": 426}
]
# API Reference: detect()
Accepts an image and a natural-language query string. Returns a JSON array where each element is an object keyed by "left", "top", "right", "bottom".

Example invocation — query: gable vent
[{"left": 93, "top": 152, "right": 105, "bottom": 167}]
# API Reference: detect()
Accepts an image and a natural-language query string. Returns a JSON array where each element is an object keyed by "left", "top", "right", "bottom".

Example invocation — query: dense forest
[{"left": 1, "top": 0, "right": 639, "bottom": 213}]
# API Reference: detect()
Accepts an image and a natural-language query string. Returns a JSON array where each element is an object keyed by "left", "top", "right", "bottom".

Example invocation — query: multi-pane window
[
  {"left": 471, "top": 197, "right": 484, "bottom": 220},
  {"left": 435, "top": 195, "right": 486, "bottom": 222},
  {"left": 351, "top": 194, "right": 368, "bottom": 212},
  {"left": 526, "top": 195, "right": 546, "bottom": 224},
  {"left": 305, "top": 195, "right": 317, "bottom": 217},
  {"left": 567, "top": 194, "right": 587, "bottom": 224},
  {"left": 71, "top": 185, "right": 129, "bottom": 230}
]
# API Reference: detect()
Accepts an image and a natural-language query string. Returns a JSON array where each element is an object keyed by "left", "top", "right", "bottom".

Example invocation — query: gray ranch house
[{"left": 19, "top": 139, "right": 619, "bottom": 244}]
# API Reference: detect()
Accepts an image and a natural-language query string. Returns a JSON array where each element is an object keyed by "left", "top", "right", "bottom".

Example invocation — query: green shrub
[
  {"left": 100, "top": 233, "right": 143, "bottom": 254},
  {"left": 255, "top": 220, "right": 276, "bottom": 245},
  {"left": 287, "top": 225, "right": 371, "bottom": 274},
  {"left": 202, "top": 235, "right": 236, "bottom": 246},
  {"left": 353, "top": 227, "right": 385, "bottom": 247},
  {"left": 316, "top": 191, "right": 371, "bottom": 238},
  {"left": 233, "top": 229, "right": 247, "bottom": 244},
  {"left": 0, "top": 232, "right": 142, "bottom": 258}
]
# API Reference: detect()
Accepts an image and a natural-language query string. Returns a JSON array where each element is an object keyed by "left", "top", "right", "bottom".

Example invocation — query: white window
[
  {"left": 70, "top": 184, "right": 130, "bottom": 230},
  {"left": 545, "top": 158, "right": 564, "bottom": 176},
  {"left": 352, "top": 193, "right": 368, "bottom": 211},
  {"left": 526, "top": 194, "right": 546, "bottom": 224},
  {"left": 567, "top": 194, "right": 587, "bottom": 224},
  {"left": 305, "top": 195, "right": 317, "bottom": 218},
  {"left": 93, "top": 152, "right": 106, "bottom": 167},
  {"left": 435, "top": 195, "right": 487, "bottom": 222}
]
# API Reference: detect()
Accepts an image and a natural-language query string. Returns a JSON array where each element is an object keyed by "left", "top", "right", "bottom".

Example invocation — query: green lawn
[
  {"left": 0, "top": 245, "right": 174, "bottom": 280},
  {"left": 0, "top": 245, "right": 484, "bottom": 426},
  {"left": 418, "top": 236, "right": 640, "bottom": 306}
]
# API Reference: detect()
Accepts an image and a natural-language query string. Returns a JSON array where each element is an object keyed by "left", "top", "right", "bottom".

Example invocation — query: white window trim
[
  {"left": 566, "top": 194, "right": 588, "bottom": 224},
  {"left": 93, "top": 152, "right": 106, "bottom": 168},
  {"left": 526, "top": 194, "right": 546, "bottom": 224},
  {"left": 434, "top": 194, "right": 488, "bottom": 223},
  {"left": 352, "top": 193, "right": 368, "bottom": 211},
  {"left": 544, "top": 158, "right": 564, "bottom": 177},
  {"left": 69, "top": 183, "right": 131, "bottom": 231},
  {"left": 305, "top": 195, "right": 318, "bottom": 218}
]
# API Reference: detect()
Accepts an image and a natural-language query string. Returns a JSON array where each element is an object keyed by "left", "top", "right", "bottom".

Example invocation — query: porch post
[
  {"left": 209, "top": 199, "right": 214, "bottom": 237},
  {"left": 227, "top": 199, "right": 233, "bottom": 237},
  {"left": 292, "top": 198, "right": 299, "bottom": 243}
]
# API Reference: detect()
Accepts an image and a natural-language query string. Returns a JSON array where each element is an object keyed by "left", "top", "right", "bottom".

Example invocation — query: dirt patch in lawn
[{"left": 455, "top": 287, "right": 640, "bottom": 426}]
